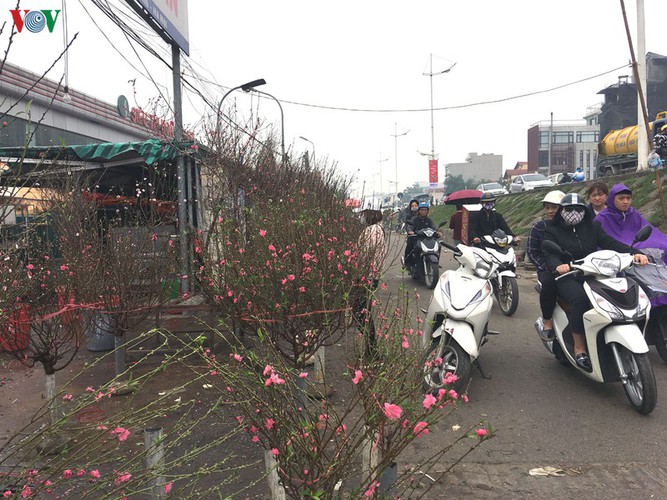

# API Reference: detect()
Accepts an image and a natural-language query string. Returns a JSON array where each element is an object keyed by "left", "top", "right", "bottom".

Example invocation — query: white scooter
[
  {"left": 480, "top": 229, "right": 519, "bottom": 316},
  {"left": 536, "top": 227, "right": 656, "bottom": 415},
  {"left": 422, "top": 241, "right": 499, "bottom": 393}
]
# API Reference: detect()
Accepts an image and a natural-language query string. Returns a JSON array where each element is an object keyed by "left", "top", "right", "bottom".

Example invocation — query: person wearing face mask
[
  {"left": 526, "top": 190, "right": 565, "bottom": 341},
  {"left": 595, "top": 183, "right": 667, "bottom": 264},
  {"left": 542, "top": 193, "right": 649, "bottom": 371},
  {"left": 401, "top": 199, "right": 421, "bottom": 266},
  {"left": 469, "top": 192, "right": 519, "bottom": 245}
]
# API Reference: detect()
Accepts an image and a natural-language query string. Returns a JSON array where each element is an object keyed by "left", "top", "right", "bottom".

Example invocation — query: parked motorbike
[
  {"left": 405, "top": 227, "right": 442, "bottom": 289},
  {"left": 623, "top": 248, "right": 667, "bottom": 363},
  {"left": 479, "top": 229, "right": 519, "bottom": 316},
  {"left": 535, "top": 227, "right": 657, "bottom": 415},
  {"left": 422, "top": 241, "right": 498, "bottom": 393}
]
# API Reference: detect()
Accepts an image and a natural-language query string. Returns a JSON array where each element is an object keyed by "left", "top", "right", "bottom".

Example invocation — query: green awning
[{"left": 0, "top": 139, "right": 200, "bottom": 167}]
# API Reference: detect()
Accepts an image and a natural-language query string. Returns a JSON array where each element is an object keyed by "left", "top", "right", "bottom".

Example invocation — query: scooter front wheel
[
  {"left": 617, "top": 346, "right": 657, "bottom": 415},
  {"left": 422, "top": 338, "right": 471, "bottom": 394},
  {"left": 424, "top": 261, "right": 440, "bottom": 289},
  {"left": 497, "top": 276, "right": 519, "bottom": 316}
]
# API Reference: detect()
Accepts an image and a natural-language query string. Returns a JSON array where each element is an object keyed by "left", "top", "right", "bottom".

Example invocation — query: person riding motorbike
[
  {"left": 403, "top": 202, "right": 437, "bottom": 267},
  {"left": 653, "top": 124, "right": 667, "bottom": 162},
  {"left": 469, "top": 192, "right": 519, "bottom": 245},
  {"left": 541, "top": 193, "right": 649, "bottom": 372},
  {"left": 526, "top": 190, "right": 565, "bottom": 341},
  {"left": 398, "top": 198, "right": 419, "bottom": 230}
]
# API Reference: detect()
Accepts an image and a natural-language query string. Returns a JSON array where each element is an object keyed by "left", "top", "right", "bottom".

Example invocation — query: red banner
[{"left": 428, "top": 159, "right": 438, "bottom": 184}]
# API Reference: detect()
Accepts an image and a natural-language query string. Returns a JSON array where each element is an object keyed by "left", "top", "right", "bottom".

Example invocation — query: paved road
[{"left": 383, "top": 232, "right": 667, "bottom": 498}]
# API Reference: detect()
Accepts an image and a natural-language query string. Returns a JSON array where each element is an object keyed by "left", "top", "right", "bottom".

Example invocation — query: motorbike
[
  {"left": 479, "top": 230, "right": 519, "bottom": 316},
  {"left": 422, "top": 241, "right": 498, "bottom": 393},
  {"left": 405, "top": 227, "right": 442, "bottom": 289},
  {"left": 623, "top": 248, "right": 667, "bottom": 363},
  {"left": 535, "top": 226, "right": 657, "bottom": 415}
]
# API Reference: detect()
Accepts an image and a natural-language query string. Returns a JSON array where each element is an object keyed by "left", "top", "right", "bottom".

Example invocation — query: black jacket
[
  {"left": 468, "top": 209, "right": 514, "bottom": 241},
  {"left": 407, "top": 215, "right": 436, "bottom": 233},
  {"left": 542, "top": 209, "right": 639, "bottom": 273}
]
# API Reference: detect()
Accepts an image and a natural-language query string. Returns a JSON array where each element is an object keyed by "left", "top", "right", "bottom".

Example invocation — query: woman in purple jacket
[{"left": 595, "top": 183, "right": 667, "bottom": 264}]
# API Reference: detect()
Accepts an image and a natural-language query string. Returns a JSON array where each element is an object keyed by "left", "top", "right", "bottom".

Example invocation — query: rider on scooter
[
  {"left": 403, "top": 202, "right": 438, "bottom": 268},
  {"left": 541, "top": 193, "right": 649, "bottom": 371},
  {"left": 470, "top": 193, "right": 520, "bottom": 245}
]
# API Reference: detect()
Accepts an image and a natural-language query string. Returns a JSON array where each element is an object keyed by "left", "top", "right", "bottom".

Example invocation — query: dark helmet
[
  {"left": 480, "top": 192, "right": 497, "bottom": 203},
  {"left": 560, "top": 192, "right": 587, "bottom": 208},
  {"left": 418, "top": 202, "right": 430, "bottom": 210}
]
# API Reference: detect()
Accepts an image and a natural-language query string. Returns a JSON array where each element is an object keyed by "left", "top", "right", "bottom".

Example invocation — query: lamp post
[
  {"left": 376, "top": 154, "right": 389, "bottom": 208},
  {"left": 390, "top": 122, "right": 410, "bottom": 204},
  {"left": 216, "top": 78, "right": 266, "bottom": 140},
  {"left": 299, "top": 136, "right": 315, "bottom": 166},
  {"left": 423, "top": 54, "right": 456, "bottom": 159},
  {"left": 252, "top": 89, "right": 285, "bottom": 163}
]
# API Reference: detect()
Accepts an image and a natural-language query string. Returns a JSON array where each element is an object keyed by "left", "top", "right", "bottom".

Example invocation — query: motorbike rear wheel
[
  {"left": 424, "top": 261, "right": 439, "bottom": 289},
  {"left": 422, "top": 337, "right": 470, "bottom": 394},
  {"left": 497, "top": 276, "right": 519, "bottom": 316},
  {"left": 618, "top": 346, "right": 657, "bottom": 415}
]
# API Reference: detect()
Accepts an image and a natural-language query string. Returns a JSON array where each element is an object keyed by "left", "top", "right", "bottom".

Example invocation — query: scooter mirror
[{"left": 632, "top": 225, "right": 653, "bottom": 246}]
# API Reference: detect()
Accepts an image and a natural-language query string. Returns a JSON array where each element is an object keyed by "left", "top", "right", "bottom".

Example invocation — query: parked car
[
  {"left": 509, "top": 173, "right": 554, "bottom": 193},
  {"left": 476, "top": 182, "right": 508, "bottom": 197}
]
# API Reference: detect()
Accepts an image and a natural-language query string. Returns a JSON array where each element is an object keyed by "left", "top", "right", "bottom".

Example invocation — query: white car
[
  {"left": 548, "top": 172, "right": 576, "bottom": 184},
  {"left": 476, "top": 182, "right": 508, "bottom": 197},
  {"left": 509, "top": 173, "right": 554, "bottom": 193}
]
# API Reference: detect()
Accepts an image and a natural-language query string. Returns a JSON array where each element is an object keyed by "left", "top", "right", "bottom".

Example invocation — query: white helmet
[{"left": 541, "top": 190, "right": 566, "bottom": 205}]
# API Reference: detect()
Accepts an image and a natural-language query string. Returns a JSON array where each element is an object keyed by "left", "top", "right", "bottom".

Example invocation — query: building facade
[
  {"left": 445, "top": 152, "right": 503, "bottom": 184},
  {"left": 1, "top": 62, "right": 155, "bottom": 148},
  {"left": 526, "top": 104, "right": 601, "bottom": 180}
]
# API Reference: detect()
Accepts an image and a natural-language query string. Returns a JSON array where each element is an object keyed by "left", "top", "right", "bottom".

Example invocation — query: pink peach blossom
[
  {"left": 352, "top": 370, "right": 363, "bottom": 385},
  {"left": 414, "top": 421, "right": 429, "bottom": 437},
  {"left": 422, "top": 393, "right": 437, "bottom": 410},
  {"left": 383, "top": 403, "right": 403, "bottom": 420}
]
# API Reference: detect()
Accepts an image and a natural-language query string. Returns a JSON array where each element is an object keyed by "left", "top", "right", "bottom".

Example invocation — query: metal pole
[
  {"left": 254, "top": 89, "right": 285, "bottom": 163},
  {"left": 548, "top": 112, "right": 553, "bottom": 176},
  {"left": 172, "top": 43, "right": 189, "bottom": 294},
  {"left": 636, "top": 0, "right": 648, "bottom": 171},
  {"left": 390, "top": 124, "right": 410, "bottom": 204},
  {"left": 429, "top": 54, "right": 435, "bottom": 159}
]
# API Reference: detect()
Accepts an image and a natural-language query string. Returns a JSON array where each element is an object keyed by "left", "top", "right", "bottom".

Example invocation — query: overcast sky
[{"left": 3, "top": 1, "right": 667, "bottom": 198}]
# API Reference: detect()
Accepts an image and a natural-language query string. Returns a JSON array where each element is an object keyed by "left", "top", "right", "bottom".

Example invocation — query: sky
[{"left": 3, "top": 1, "right": 667, "bottom": 199}]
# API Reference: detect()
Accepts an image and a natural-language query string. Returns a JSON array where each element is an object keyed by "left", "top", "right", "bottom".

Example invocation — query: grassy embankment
[{"left": 429, "top": 170, "right": 667, "bottom": 238}]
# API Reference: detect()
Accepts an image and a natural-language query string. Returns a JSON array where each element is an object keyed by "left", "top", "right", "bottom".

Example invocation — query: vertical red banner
[{"left": 428, "top": 159, "right": 439, "bottom": 185}]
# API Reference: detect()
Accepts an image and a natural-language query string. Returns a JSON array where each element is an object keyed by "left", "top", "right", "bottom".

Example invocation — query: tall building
[
  {"left": 526, "top": 104, "right": 601, "bottom": 180},
  {"left": 445, "top": 152, "right": 503, "bottom": 184}
]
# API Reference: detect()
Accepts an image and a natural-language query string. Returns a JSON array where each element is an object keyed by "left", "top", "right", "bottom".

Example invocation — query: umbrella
[{"left": 444, "top": 189, "right": 482, "bottom": 205}]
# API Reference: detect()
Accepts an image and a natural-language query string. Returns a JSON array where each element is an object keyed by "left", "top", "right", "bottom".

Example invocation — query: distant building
[
  {"left": 503, "top": 161, "right": 530, "bottom": 182},
  {"left": 445, "top": 152, "right": 503, "bottom": 184},
  {"left": 526, "top": 104, "right": 601, "bottom": 180}
]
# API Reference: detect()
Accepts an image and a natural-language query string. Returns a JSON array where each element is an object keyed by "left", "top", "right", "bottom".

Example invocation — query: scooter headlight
[
  {"left": 590, "top": 290, "right": 624, "bottom": 320},
  {"left": 590, "top": 255, "right": 622, "bottom": 277},
  {"left": 493, "top": 235, "right": 508, "bottom": 248},
  {"left": 440, "top": 274, "right": 451, "bottom": 299},
  {"left": 473, "top": 253, "right": 494, "bottom": 280},
  {"left": 470, "top": 282, "right": 493, "bottom": 305}
]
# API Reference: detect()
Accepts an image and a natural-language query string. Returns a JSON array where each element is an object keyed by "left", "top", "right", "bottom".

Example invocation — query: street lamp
[
  {"left": 299, "top": 136, "right": 315, "bottom": 166},
  {"left": 376, "top": 154, "right": 389, "bottom": 206},
  {"left": 390, "top": 122, "right": 410, "bottom": 204},
  {"left": 216, "top": 78, "right": 266, "bottom": 140},
  {"left": 423, "top": 55, "right": 456, "bottom": 159},
  {"left": 252, "top": 88, "right": 285, "bottom": 163}
]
